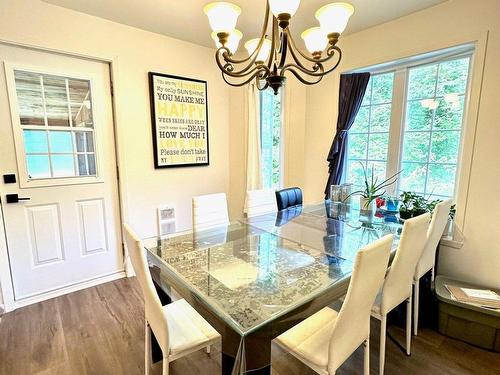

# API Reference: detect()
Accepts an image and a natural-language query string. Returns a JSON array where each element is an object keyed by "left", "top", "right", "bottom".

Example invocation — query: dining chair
[
  {"left": 371, "top": 213, "right": 431, "bottom": 374},
  {"left": 413, "top": 199, "right": 453, "bottom": 335},
  {"left": 123, "top": 224, "right": 220, "bottom": 375},
  {"left": 245, "top": 188, "right": 278, "bottom": 218},
  {"left": 275, "top": 186, "right": 303, "bottom": 210},
  {"left": 192, "top": 192, "right": 229, "bottom": 231},
  {"left": 275, "top": 234, "right": 393, "bottom": 375}
]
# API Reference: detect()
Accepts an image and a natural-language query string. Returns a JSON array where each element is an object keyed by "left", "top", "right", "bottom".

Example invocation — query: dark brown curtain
[{"left": 324, "top": 72, "right": 371, "bottom": 199}]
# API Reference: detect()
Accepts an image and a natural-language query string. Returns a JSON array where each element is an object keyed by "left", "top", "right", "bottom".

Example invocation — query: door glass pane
[
  {"left": 85, "top": 132, "right": 95, "bottom": 152},
  {"left": 14, "top": 71, "right": 45, "bottom": 126},
  {"left": 26, "top": 155, "right": 51, "bottom": 178},
  {"left": 69, "top": 79, "right": 94, "bottom": 128},
  {"left": 49, "top": 131, "right": 73, "bottom": 153},
  {"left": 51, "top": 155, "right": 75, "bottom": 177},
  {"left": 87, "top": 154, "right": 96, "bottom": 175},
  {"left": 77, "top": 154, "right": 88, "bottom": 175},
  {"left": 43, "top": 75, "right": 70, "bottom": 127},
  {"left": 75, "top": 132, "right": 86, "bottom": 152},
  {"left": 23, "top": 130, "right": 48, "bottom": 153}
]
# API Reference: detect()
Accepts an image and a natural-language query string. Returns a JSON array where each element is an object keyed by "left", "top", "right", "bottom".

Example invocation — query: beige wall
[
  {"left": 0, "top": 0, "right": 231, "bottom": 240},
  {"left": 302, "top": 0, "right": 500, "bottom": 288}
]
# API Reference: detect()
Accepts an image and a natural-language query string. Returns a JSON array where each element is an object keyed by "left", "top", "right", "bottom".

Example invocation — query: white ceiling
[{"left": 43, "top": 0, "right": 447, "bottom": 49}]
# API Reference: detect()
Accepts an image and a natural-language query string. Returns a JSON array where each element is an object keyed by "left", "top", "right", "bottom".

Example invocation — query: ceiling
[{"left": 43, "top": 0, "right": 447, "bottom": 50}]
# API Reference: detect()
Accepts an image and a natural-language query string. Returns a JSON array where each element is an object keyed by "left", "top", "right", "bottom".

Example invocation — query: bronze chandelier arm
[
  {"left": 216, "top": 48, "right": 257, "bottom": 76},
  {"left": 280, "top": 61, "right": 325, "bottom": 78},
  {"left": 280, "top": 66, "right": 325, "bottom": 85},
  {"left": 221, "top": 66, "right": 271, "bottom": 87},
  {"left": 286, "top": 41, "right": 323, "bottom": 74},
  {"left": 283, "top": 45, "right": 342, "bottom": 77}
]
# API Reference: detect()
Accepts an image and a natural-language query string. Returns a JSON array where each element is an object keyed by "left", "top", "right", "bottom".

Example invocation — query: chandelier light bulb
[
  {"left": 301, "top": 27, "right": 328, "bottom": 56},
  {"left": 211, "top": 29, "right": 243, "bottom": 54},
  {"left": 315, "top": 2, "right": 354, "bottom": 36},
  {"left": 203, "top": 2, "right": 242, "bottom": 33},
  {"left": 268, "top": 0, "right": 301, "bottom": 18},
  {"left": 245, "top": 38, "right": 272, "bottom": 63}
]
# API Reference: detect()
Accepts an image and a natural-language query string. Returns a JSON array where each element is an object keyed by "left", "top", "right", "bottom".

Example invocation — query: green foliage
[{"left": 350, "top": 163, "right": 400, "bottom": 207}]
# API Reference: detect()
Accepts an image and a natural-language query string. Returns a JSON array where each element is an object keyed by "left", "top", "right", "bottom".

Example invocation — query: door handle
[{"left": 6, "top": 194, "right": 31, "bottom": 203}]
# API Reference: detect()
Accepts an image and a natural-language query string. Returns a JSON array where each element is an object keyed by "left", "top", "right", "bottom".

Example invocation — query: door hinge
[
  {"left": 110, "top": 80, "right": 114, "bottom": 97},
  {"left": 116, "top": 165, "right": 119, "bottom": 180}
]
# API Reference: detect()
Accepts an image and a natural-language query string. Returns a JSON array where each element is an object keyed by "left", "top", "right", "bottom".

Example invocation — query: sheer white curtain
[{"left": 244, "top": 83, "right": 262, "bottom": 212}]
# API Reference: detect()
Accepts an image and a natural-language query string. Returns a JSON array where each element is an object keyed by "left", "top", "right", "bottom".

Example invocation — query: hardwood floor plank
[{"left": 1, "top": 277, "right": 499, "bottom": 375}]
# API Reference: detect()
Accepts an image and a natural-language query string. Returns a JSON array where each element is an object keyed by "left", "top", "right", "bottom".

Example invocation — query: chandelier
[{"left": 203, "top": 1, "right": 354, "bottom": 94}]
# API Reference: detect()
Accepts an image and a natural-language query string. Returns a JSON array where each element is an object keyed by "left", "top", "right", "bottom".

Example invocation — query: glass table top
[{"left": 143, "top": 203, "right": 402, "bottom": 336}]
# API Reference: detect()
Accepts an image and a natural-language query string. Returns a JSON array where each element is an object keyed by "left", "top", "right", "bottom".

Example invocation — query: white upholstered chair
[
  {"left": 245, "top": 188, "right": 278, "bottom": 218},
  {"left": 413, "top": 199, "right": 453, "bottom": 335},
  {"left": 123, "top": 224, "right": 220, "bottom": 375},
  {"left": 275, "top": 234, "right": 393, "bottom": 375},
  {"left": 192, "top": 193, "right": 229, "bottom": 231},
  {"left": 371, "top": 213, "right": 430, "bottom": 374}
]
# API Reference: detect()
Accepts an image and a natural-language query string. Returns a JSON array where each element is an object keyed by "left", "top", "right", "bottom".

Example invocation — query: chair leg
[
  {"left": 364, "top": 338, "right": 370, "bottom": 375},
  {"left": 406, "top": 295, "right": 412, "bottom": 356},
  {"left": 379, "top": 315, "right": 387, "bottom": 375},
  {"left": 145, "top": 321, "right": 152, "bottom": 375},
  {"left": 414, "top": 280, "right": 420, "bottom": 336},
  {"left": 162, "top": 356, "right": 169, "bottom": 375}
]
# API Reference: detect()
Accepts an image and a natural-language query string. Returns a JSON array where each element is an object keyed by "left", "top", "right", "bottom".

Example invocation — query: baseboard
[{"left": 11, "top": 270, "right": 126, "bottom": 310}]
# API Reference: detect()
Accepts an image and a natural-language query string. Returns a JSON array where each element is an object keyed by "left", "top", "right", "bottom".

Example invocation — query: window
[
  {"left": 345, "top": 53, "right": 472, "bottom": 199},
  {"left": 13, "top": 70, "right": 97, "bottom": 179},
  {"left": 400, "top": 57, "right": 470, "bottom": 198},
  {"left": 260, "top": 88, "right": 283, "bottom": 189},
  {"left": 346, "top": 72, "right": 394, "bottom": 191}
]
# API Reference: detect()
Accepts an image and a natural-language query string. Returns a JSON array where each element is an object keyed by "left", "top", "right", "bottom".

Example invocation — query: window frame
[
  {"left": 4, "top": 62, "right": 104, "bottom": 188},
  {"left": 345, "top": 50, "right": 474, "bottom": 201}
]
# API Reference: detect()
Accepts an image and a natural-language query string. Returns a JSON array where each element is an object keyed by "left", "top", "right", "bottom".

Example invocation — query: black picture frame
[{"left": 148, "top": 72, "right": 210, "bottom": 168}]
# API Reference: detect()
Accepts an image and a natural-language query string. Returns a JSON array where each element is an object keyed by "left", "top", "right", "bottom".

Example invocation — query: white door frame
[{"left": 0, "top": 39, "right": 133, "bottom": 313}]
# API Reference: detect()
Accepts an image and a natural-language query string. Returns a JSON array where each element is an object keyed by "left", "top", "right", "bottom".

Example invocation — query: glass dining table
[{"left": 143, "top": 201, "right": 402, "bottom": 375}]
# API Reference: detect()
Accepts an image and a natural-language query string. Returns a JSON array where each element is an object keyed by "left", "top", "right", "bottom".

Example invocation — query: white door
[{"left": 0, "top": 44, "right": 123, "bottom": 304}]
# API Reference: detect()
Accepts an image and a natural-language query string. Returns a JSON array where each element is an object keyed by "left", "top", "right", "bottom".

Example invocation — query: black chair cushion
[{"left": 275, "top": 187, "right": 303, "bottom": 211}]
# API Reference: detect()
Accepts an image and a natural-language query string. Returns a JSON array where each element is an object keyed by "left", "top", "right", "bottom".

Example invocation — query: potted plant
[
  {"left": 399, "top": 191, "right": 415, "bottom": 219},
  {"left": 350, "top": 163, "right": 401, "bottom": 213}
]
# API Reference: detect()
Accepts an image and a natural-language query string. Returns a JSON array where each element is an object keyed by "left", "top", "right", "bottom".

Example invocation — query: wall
[
  {"left": 0, "top": 0, "right": 231, "bottom": 239},
  {"left": 303, "top": 0, "right": 500, "bottom": 288}
]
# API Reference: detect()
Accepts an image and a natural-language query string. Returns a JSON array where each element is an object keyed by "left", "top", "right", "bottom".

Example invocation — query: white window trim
[{"left": 4, "top": 62, "right": 104, "bottom": 188}]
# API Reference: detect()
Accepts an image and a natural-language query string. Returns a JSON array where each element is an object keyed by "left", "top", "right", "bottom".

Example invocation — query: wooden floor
[{"left": 0, "top": 278, "right": 498, "bottom": 375}]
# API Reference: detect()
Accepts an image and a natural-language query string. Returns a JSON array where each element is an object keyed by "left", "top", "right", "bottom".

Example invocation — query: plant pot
[
  {"left": 360, "top": 197, "right": 375, "bottom": 212},
  {"left": 399, "top": 209, "right": 412, "bottom": 220}
]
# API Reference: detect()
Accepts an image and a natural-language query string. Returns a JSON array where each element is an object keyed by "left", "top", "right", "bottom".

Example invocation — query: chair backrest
[
  {"left": 245, "top": 188, "right": 278, "bottom": 218},
  {"left": 328, "top": 234, "right": 392, "bottom": 372},
  {"left": 123, "top": 224, "right": 169, "bottom": 352},
  {"left": 380, "top": 213, "right": 431, "bottom": 314},
  {"left": 275, "top": 187, "right": 303, "bottom": 210},
  {"left": 192, "top": 193, "right": 229, "bottom": 231},
  {"left": 415, "top": 199, "right": 453, "bottom": 280}
]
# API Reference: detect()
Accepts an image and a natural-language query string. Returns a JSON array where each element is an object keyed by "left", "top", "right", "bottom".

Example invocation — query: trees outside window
[{"left": 260, "top": 89, "right": 282, "bottom": 189}]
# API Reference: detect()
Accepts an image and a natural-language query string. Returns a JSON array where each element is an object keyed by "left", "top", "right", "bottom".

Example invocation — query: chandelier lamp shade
[{"left": 203, "top": 1, "right": 354, "bottom": 94}]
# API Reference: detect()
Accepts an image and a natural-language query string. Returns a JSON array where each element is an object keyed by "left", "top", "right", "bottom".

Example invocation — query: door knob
[{"left": 6, "top": 194, "right": 31, "bottom": 203}]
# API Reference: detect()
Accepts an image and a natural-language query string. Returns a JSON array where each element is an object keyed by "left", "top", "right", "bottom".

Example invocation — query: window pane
[
  {"left": 408, "top": 65, "right": 437, "bottom": 100},
  {"left": 348, "top": 134, "right": 368, "bottom": 159},
  {"left": 368, "top": 162, "right": 387, "bottom": 186},
  {"left": 351, "top": 106, "right": 369, "bottom": 133},
  {"left": 260, "top": 89, "right": 281, "bottom": 188},
  {"left": 51, "top": 155, "right": 75, "bottom": 177},
  {"left": 406, "top": 100, "right": 433, "bottom": 131},
  {"left": 371, "top": 73, "right": 394, "bottom": 104},
  {"left": 402, "top": 132, "right": 430, "bottom": 162},
  {"left": 370, "top": 104, "right": 391, "bottom": 132},
  {"left": 77, "top": 154, "right": 88, "bottom": 175},
  {"left": 368, "top": 133, "right": 389, "bottom": 160},
  {"left": 362, "top": 80, "right": 372, "bottom": 106},
  {"left": 85, "top": 132, "right": 95, "bottom": 152},
  {"left": 430, "top": 131, "right": 461, "bottom": 163},
  {"left": 75, "top": 132, "right": 86, "bottom": 152},
  {"left": 43, "top": 75, "right": 70, "bottom": 127},
  {"left": 87, "top": 154, "right": 96, "bottom": 175},
  {"left": 49, "top": 131, "right": 73, "bottom": 153},
  {"left": 437, "top": 58, "right": 470, "bottom": 96},
  {"left": 14, "top": 71, "right": 45, "bottom": 126},
  {"left": 427, "top": 164, "right": 456, "bottom": 197},
  {"left": 400, "top": 162, "right": 426, "bottom": 193},
  {"left": 69, "top": 79, "right": 94, "bottom": 128},
  {"left": 26, "top": 155, "right": 51, "bottom": 178},
  {"left": 434, "top": 96, "right": 465, "bottom": 130},
  {"left": 23, "top": 130, "right": 48, "bottom": 153},
  {"left": 346, "top": 161, "right": 365, "bottom": 190}
]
